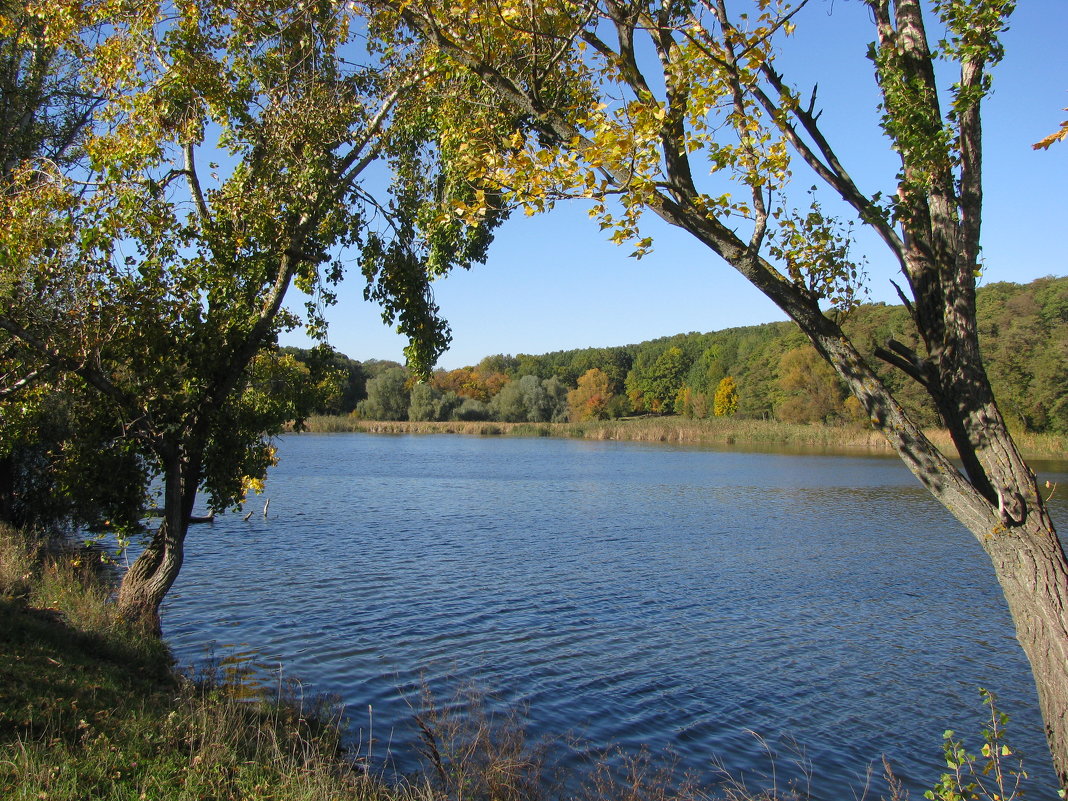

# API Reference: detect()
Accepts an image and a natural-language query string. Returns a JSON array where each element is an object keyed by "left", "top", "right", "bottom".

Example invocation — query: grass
[
  {"left": 0, "top": 523, "right": 375, "bottom": 801},
  {"left": 298, "top": 415, "right": 1068, "bottom": 460}
]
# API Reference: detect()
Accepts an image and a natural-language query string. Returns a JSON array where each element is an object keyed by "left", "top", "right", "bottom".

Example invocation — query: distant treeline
[{"left": 287, "top": 275, "right": 1068, "bottom": 432}]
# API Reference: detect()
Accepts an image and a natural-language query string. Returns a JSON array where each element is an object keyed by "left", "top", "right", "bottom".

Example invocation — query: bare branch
[
  {"left": 183, "top": 144, "right": 210, "bottom": 223},
  {"left": 753, "top": 67, "right": 906, "bottom": 263},
  {"left": 639, "top": 9, "right": 699, "bottom": 202},
  {"left": 874, "top": 338, "right": 933, "bottom": 389},
  {"left": 333, "top": 77, "right": 414, "bottom": 193},
  {"left": 0, "top": 367, "right": 45, "bottom": 399},
  {"left": 956, "top": 57, "right": 985, "bottom": 278},
  {"left": 711, "top": 0, "right": 769, "bottom": 255},
  {"left": 0, "top": 314, "right": 131, "bottom": 410}
]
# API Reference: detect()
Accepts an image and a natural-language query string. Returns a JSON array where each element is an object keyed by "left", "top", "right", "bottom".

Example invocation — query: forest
[{"left": 289, "top": 275, "right": 1068, "bottom": 432}]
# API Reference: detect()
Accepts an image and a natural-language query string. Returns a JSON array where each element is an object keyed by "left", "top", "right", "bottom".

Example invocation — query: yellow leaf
[{"left": 1033, "top": 118, "right": 1068, "bottom": 150}]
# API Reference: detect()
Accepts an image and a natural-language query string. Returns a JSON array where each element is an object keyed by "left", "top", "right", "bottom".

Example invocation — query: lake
[{"left": 162, "top": 433, "right": 1068, "bottom": 799}]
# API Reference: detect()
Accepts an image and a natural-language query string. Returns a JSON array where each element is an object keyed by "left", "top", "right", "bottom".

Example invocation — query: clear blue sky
[{"left": 283, "top": 0, "right": 1068, "bottom": 371}]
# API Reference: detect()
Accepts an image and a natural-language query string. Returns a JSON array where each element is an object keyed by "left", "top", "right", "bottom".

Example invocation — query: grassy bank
[
  {"left": 299, "top": 415, "right": 1068, "bottom": 461},
  {"left": 0, "top": 525, "right": 410, "bottom": 801}
]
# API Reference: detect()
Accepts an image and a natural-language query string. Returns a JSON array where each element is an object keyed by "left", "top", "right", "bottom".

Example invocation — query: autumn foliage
[{"left": 567, "top": 368, "right": 614, "bottom": 421}]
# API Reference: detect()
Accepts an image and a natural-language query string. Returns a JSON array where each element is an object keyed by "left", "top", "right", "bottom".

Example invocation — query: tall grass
[
  {"left": 0, "top": 522, "right": 39, "bottom": 598},
  {"left": 297, "top": 415, "right": 1068, "bottom": 459}
]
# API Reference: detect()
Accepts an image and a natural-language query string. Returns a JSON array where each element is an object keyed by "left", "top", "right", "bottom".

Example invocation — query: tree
[
  {"left": 647, "top": 346, "right": 688, "bottom": 413},
  {"left": 0, "top": 373, "right": 146, "bottom": 532},
  {"left": 626, "top": 345, "right": 688, "bottom": 413},
  {"left": 542, "top": 376, "right": 572, "bottom": 422},
  {"left": 454, "top": 397, "right": 491, "bottom": 420},
  {"left": 0, "top": 2, "right": 116, "bottom": 528},
  {"left": 477, "top": 353, "right": 519, "bottom": 376},
  {"left": 282, "top": 346, "right": 368, "bottom": 414},
  {"left": 381, "top": 0, "right": 1068, "bottom": 784},
  {"left": 358, "top": 367, "right": 411, "bottom": 421},
  {"left": 407, "top": 381, "right": 436, "bottom": 421},
  {"left": 777, "top": 347, "right": 845, "bottom": 423},
  {"left": 0, "top": 2, "right": 501, "bottom": 630},
  {"left": 712, "top": 376, "right": 738, "bottom": 417},
  {"left": 516, "top": 374, "right": 551, "bottom": 422},
  {"left": 487, "top": 373, "right": 568, "bottom": 422},
  {"left": 567, "top": 368, "right": 614, "bottom": 421},
  {"left": 489, "top": 376, "right": 529, "bottom": 421},
  {"left": 569, "top": 347, "right": 632, "bottom": 391},
  {"left": 430, "top": 364, "right": 509, "bottom": 403},
  {"left": 408, "top": 381, "right": 460, "bottom": 421},
  {"left": 0, "top": 1, "right": 102, "bottom": 181}
]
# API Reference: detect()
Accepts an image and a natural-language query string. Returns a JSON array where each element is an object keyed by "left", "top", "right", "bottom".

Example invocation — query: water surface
[{"left": 163, "top": 434, "right": 1068, "bottom": 798}]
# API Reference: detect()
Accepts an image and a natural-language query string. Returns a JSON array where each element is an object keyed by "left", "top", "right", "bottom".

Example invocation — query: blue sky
[{"left": 283, "top": 0, "right": 1068, "bottom": 370}]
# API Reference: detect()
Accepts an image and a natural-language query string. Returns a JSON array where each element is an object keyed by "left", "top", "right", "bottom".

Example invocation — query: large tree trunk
[
  {"left": 117, "top": 516, "right": 185, "bottom": 634},
  {"left": 985, "top": 512, "right": 1068, "bottom": 787},
  {"left": 117, "top": 444, "right": 197, "bottom": 634}
]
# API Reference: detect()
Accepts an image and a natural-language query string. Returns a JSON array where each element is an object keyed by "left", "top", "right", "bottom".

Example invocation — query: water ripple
[{"left": 163, "top": 434, "right": 1068, "bottom": 800}]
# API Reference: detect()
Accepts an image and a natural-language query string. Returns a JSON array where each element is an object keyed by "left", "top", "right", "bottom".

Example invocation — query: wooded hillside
[{"left": 296, "top": 275, "right": 1068, "bottom": 432}]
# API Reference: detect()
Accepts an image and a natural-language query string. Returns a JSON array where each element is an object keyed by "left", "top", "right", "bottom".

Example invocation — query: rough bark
[
  {"left": 986, "top": 513, "right": 1068, "bottom": 786},
  {"left": 116, "top": 445, "right": 197, "bottom": 634}
]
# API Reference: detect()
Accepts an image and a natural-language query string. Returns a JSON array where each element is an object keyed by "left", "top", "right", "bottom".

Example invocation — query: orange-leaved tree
[{"left": 567, "top": 368, "right": 614, "bottom": 421}]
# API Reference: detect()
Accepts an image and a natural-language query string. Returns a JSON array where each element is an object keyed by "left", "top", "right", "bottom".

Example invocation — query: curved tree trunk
[
  {"left": 117, "top": 444, "right": 197, "bottom": 634},
  {"left": 116, "top": 517, "right": 186, "bottom": 634}
]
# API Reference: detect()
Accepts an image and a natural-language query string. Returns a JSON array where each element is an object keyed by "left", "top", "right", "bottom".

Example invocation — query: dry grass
[
  {"left": 0, "top": 522, "right": 39, "bottom": 598},
  {"left": 411, "top": 684, "right": 547, "bottom": 801},
  {"left": 298, "top": 416, "right": 1067, "bottom": 460}
]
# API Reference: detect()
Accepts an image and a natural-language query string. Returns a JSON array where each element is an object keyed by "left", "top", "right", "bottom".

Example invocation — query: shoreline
[{"left": 297, "top": 415, "right": 1068, "bottom": 462}]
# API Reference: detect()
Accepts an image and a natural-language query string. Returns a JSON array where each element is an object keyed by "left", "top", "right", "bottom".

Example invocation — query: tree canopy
[{"left": 0, "top": 0, "right": 505, "bottom": 627}]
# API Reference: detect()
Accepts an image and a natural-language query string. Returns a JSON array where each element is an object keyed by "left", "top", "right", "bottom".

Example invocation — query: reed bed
[{"left": 298, "top": 416, "right": 1068, "bottom": 460}]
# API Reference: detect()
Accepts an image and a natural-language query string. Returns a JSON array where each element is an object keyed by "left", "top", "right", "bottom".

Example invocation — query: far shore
[{"left": 296, "top": 415, "right": 1068, "bottom": 462}]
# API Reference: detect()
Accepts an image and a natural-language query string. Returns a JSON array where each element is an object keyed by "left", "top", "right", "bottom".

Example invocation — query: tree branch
[
  {"left": 0, "top": 314, "right": 133, "bottom": 411},
  {"left": 0, "top": 367, "right": 45, "bottom": 399},
  {"left": 874, "top": 338, "right": 933, "bottom": 389},
  {"left": 183, "top": 144, "right": 211, "bottom": 223},
  {"left": 956, "top": 56, "right": 985, "bottom": 280},
  {"left": 754, "top": 67, "right": 906, "bottom": 263},
  {"left": 642, "top": 9, "right": 699, "bottom": 203}
]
